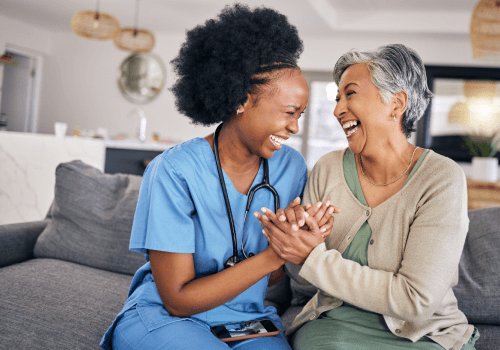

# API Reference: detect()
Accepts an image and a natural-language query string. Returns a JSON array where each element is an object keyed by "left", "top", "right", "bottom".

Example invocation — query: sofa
[{"left": 0, "top": 160, "right": 498, "bottom": 349}]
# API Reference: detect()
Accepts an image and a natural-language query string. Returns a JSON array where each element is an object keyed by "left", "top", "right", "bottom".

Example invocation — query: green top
[{"left": 341, "top": 148, "right": 428, "bottom": 264}]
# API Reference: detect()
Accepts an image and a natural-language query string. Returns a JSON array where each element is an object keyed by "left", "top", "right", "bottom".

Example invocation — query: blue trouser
[{"left": 111, "top": 307, "right": 292, "bottom": 350}]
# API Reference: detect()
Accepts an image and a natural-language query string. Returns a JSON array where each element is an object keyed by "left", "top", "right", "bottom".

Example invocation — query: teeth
[
  {"left": 342, "top": 120, "right": 359, "bottom": 129},
  {"left": 270, "top": 135, "right": 285, "bottom": 145},
  {"left": 346, "top": 127, "right": 358, "bottom": 137}
]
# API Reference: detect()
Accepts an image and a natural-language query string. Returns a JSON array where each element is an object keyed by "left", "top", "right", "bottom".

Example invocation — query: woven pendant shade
[
  {"left": 113, "top": 28, "right": 156, "bottom": 53},
  {"left": 470, "top": 0, "right": 500, "bottom": 60},
  {"left": 71, "top": 11, "right": 120, "bottom": 40}
]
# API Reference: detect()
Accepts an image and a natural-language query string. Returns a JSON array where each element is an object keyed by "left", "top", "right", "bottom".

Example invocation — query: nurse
[{"left": 100, "top": 4, "right": 336, "bottom": 350}]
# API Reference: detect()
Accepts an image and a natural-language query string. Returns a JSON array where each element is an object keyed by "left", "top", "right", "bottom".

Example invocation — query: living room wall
[{"left": 2, "top": 14, "right": 500, "bottom": 143}]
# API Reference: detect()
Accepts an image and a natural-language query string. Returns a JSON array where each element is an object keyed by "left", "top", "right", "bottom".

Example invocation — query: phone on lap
[{"left": 210, "top": 319, "right": 280, "bottom": 342}]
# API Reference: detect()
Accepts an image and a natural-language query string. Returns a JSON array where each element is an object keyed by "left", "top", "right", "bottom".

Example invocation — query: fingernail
[
  {"left": 304, "top": 212, "right": 309, "bottom": 218},
  {"left": 253, "top": 212, "right": 259, "bottom": 218},
  {"left": 321, "top": 227, "right": 326, "bottom": 232},
  {"left": 292, "top": 224, "right": 298, "bottom": 231},
  {"left": 261, "top": 207, "right": 267, "bottom": 213},
  {"left": 328, "top": 207, "right": 334, "bottom": 214},
  {"left": 298, "top": 220, "right": 305, "bottom": 226},
  {"left": 316, "top": 202, "right": 322, "bottom": 208},
  {"left": 262, "top": 229, "right": 266, "bottom": 234},
  {"left": 325, "top": 200, "right": 330, "bottom": 207},
  {"left": 279, "top": 215, "right": 286, "bottom": 221}
]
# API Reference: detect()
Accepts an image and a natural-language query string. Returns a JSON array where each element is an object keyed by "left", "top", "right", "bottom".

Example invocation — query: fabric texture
[
  {"left": 101, "top": 139, "right": 308, "bottom": 349},
  {"left": 0, "top": 258, "right": 132, "bottom": 350},
  {"left": 288, "top": 148, "right": 473, "bottom": 350},
  {"left": 111, "top": 307, "right": 292, "bottom": 350},
  {"left": 453, "top": 207, "right": 500, "bottom": 325},
  {"left": 0, "top": 219, "right": 48, "bottom": 268},
  {"left": 33, "top": 160, "right": 145, "bottom": 275}
]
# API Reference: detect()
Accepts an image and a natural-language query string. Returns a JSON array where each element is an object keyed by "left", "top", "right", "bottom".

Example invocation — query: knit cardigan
[{"left": 287, "top": 148, "right": 474, "bottom": 350}]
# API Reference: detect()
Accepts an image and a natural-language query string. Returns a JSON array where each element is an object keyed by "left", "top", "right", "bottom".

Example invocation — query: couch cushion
[
  {"left": 473, "top": 324, "right": 500, "bottom": 350},
  {"left": 453, "top": 207, "right": 500, "bottom": 325},
  {"left": 0, "top": 258, "right": 132, "bottom": 350},
  {"left": 34, "top": 160, "right": 145, "bottom": 275},
  {"left": 284, "top": 262, "right": 318, "bottom": 306}
]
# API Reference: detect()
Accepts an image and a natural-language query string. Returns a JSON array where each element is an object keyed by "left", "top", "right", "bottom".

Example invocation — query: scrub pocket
[{"left": 461, "top": 327, "right": 480, "bottom": 350}]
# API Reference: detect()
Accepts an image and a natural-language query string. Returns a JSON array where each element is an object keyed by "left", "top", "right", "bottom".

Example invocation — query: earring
[
  {"left": 393, "top": 115, "right": 397, "bottom": 122},
  {"left": 236, "top": 109, "right": 240, "bottom": 115}
]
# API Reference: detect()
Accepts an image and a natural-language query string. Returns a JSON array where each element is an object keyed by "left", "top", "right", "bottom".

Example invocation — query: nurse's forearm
[{"left": 151, "top": 247, "right": 284, "bottom": 318}]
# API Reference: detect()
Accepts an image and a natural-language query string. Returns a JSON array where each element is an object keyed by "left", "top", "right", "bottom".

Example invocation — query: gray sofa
[{"left": 0, "top": 160, "right": 498, "bottom": 349}]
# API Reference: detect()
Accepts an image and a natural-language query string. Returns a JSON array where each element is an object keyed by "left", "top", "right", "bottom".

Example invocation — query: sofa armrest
[{"left": 0, "top": 220, "right": 49, "bottom": 268}]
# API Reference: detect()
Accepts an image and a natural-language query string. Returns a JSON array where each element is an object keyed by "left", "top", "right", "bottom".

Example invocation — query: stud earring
[
  {"left": 393, "top": 115, "right": 397, "bottom": 122},
  {"left": 236, "top": 109, "right": 240, "bottom": 115}
]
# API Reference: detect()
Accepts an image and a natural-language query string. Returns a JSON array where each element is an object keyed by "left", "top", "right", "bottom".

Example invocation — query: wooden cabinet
[{"left": 467, "top": 178, "right": 500, "bottom": 210}]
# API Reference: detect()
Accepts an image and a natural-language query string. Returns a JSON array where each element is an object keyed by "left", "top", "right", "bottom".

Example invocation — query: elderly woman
[{"left": 256, "top": 44, "right": 480, "bottom": 350}]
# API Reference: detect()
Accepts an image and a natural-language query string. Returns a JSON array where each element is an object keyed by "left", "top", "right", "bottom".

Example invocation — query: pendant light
[
  {"left": 470, "top": 0, "right": 500, "bottom": 61},
  {"left": 113, "top": 0, "right": 155, "bottom": 53},
  {"left": 71, "top": 0, "right": 120, "bottom": 40}
]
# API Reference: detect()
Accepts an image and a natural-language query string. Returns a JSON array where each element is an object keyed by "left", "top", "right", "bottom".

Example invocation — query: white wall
[
  {"left": 2, "top": 15, "right": 500, "bottom": 143},
  {"left": 36, "top": 31, "right": 215, "bottom": 143}
]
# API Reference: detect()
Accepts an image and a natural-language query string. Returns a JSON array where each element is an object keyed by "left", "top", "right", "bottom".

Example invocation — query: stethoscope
[{"left": 212, "top": 123, "right": 280, "bottom": 268}]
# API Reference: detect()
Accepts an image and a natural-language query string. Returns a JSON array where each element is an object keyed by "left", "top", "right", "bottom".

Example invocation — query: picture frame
[{"left": 416, "top": 65, "right": 500, "bottom": 162}]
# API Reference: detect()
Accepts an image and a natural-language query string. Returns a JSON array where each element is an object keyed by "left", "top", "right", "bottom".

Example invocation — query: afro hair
[{"left": 170, "top": 3, "right": 303, "bottom": 126}]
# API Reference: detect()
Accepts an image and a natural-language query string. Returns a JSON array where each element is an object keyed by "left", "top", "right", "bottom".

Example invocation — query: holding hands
[{"left": 254, "top": 198, "right": 340, "bottom": 265}]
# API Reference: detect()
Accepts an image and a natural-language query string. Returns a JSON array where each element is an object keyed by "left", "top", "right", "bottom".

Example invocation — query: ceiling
[{"left": 0, "top": 0, "right": 478, "bottom": 36}]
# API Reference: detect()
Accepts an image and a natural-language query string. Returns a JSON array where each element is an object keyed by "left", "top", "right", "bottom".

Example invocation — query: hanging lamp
[
  {"left": 71, "top": 0, "right": 120, "bottom": 40},
  {"left": 113, "top": 0, "right": 155, "bottom": 53},
  {"left": 470, "top": 0, "right": 500, "bottom": 61}
]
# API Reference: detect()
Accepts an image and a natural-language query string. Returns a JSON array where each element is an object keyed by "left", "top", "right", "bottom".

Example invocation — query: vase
[{"left": 471, "top": 157, "right": 499, "bottom": 182}]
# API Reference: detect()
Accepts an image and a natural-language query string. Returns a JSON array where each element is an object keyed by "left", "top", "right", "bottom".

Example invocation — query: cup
[{"left": 54, "top": 122, "right": 68, "bottom": 138}]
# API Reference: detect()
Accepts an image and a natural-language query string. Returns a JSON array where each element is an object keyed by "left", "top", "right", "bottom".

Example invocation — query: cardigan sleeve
[
  {"left": 298, "top": 157, "right": 469, "bottom": 326},
  {"left": 284, "top": 154, "right": 326, "bottom": 285}
]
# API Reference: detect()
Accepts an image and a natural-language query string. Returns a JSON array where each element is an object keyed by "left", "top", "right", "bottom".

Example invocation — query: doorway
[{"left": 0, "top": 45, "right": 43, "bottom": 133}]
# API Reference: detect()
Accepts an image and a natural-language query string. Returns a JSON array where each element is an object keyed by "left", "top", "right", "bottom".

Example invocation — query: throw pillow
[{"left": 34, "top": 160, "right": 145, "bottom": 275}]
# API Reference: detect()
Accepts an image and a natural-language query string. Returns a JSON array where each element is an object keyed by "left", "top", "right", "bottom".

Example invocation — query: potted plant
[{"left": 464, "top": 131, "right": 500, "bottom": 182}]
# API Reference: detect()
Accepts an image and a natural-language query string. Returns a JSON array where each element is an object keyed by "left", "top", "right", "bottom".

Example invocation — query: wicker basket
[
  {"left": 470, "top": 0, "right": 500, "bottom": 60},
  {"left": 113, "top": 28, "right": 155, "bottom": 53},
  {"left": 71, "top": 11, "right": 120, "bottom": 40}
]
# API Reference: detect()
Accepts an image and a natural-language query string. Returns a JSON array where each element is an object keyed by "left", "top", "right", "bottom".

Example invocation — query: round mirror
[{"left": 117, "top": 53, "right": 166, "bottom": 104}]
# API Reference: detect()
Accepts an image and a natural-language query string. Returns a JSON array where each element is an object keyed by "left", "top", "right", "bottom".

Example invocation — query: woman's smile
[{"left": 270, "top": 134, "right": 287, "bottom": 149}]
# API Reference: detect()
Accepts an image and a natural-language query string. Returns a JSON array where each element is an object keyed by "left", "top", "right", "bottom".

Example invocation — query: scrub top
[{"left": 101, "top": 137, "right": 308, "bottom": 349}]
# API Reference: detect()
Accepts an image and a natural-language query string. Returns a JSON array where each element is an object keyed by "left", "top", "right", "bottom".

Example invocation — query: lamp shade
[
  {"left": 470, "top": 0, "right": 500, "bottom": 60},
  {"left": 71, "top": 11, "right": 120, "bottom": 40},
  {"left": 113, "top": 28, "right": 156, "bottom": 53}
]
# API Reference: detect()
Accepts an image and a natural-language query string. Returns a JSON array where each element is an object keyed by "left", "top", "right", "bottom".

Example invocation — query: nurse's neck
[{"left": 205, "top": 123, "right": 261, "bottom": 194}]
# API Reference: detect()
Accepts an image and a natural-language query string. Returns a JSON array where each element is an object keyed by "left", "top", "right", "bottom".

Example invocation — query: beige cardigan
[{"left": 287, "top": 149, "right": 474, "bottom": 350}]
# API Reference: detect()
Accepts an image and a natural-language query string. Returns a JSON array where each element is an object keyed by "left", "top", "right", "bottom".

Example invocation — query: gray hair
[{"left": 332, "top": 44, "right": 433, "bottom": 138}]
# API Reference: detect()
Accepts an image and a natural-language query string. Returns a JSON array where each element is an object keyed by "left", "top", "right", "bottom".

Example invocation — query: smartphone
[{"left": 210, "top": 319, "right": 280, "bottom": 342}]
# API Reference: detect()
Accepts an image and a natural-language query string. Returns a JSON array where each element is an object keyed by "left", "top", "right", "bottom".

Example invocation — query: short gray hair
[{"left": 332, "top": 44, "right": 433, "bottom": 138}]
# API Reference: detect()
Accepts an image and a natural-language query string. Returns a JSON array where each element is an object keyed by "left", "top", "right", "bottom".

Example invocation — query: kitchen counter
[{"left": 0, "top": 132, "right": 178, "bottom": 225}]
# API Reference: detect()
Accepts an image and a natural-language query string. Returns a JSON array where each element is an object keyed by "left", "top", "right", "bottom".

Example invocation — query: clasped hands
[{"left": 254, "top": 197, "right": 340, "bottom": 265}]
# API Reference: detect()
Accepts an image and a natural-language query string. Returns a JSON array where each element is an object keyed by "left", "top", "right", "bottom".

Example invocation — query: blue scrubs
[{"left": 100, "top": 138, "right": 308, "bottom": 350}]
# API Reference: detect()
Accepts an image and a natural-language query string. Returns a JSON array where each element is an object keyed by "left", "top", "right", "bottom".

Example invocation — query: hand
[
  {"left": 260, "top": 197, "right": 340, "bottom": 233},
  {"left": 257, "top": 206, "right": 333, "bottom": 265}
]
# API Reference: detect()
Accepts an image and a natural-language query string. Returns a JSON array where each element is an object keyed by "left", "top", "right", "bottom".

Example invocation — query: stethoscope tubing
[{"left": 212, "top": 123, "right": 280, "bottom": 268}]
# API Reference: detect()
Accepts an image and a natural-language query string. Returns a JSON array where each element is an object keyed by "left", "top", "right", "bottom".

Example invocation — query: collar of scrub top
[{"left": 212, "top": 123, "right": 280, "bottom": 268}]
